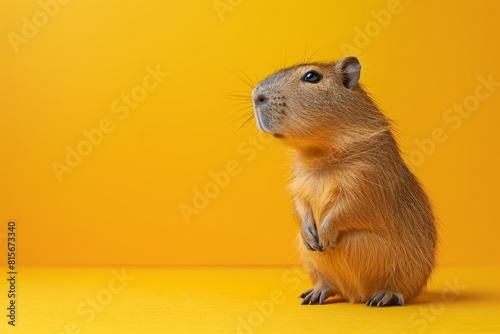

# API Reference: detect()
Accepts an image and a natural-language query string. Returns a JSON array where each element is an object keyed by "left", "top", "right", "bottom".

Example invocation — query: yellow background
[{"left": 0, "top": 0, "right": 499, "bottom": 267}]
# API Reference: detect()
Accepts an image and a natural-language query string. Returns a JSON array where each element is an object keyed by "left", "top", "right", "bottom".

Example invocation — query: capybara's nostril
[{"left": 255, "top": 94, "right": 267, "bottom": 105}]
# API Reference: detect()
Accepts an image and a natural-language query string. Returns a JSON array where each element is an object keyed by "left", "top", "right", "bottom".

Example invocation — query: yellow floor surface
[{"left": 1, "top": 266, "right": 499, "bottom": 333}]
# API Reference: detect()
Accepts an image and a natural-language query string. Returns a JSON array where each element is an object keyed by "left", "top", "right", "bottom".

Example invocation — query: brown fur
[{"left": 252, "top": 57, "right": 437, "bottom": 306}]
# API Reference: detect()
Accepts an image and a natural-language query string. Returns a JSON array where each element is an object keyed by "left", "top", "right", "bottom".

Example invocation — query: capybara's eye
[{"left": 301, "top": 70, "right": 322, "bottom": 84}]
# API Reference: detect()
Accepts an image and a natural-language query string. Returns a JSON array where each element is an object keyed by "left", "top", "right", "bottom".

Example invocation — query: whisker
[
  {"left": 238, "top": 113, "right": 255, "bottom": 130},
  {"left": 231, "top": 109, "right": 254, "bottom": 122},
  {"left": 279, "top": 48, "right": 288, "bottom": 69},
  {"left": 305, "top": 45, "right": 326, "bottom": 64},
  {"left": 241, "top": 71, "right": 258, "bottom": 89},
  {"left": 230, "top": 101, "right": 253, "bottom": 108},
  {"left": 225, "top": 68, "right": 261, "bottom": 132},
  {"left": 228, "top": 69, "right": 255, "bottom": 90},
  {"left": 227, "top": 90, "right": 253, "bottom": 95},
  {"left": 302, "top": 46, "right": 308, "bottom": 64},
  {"left": 269, "top": 60, "right": 279, "bottom": 72},
  {"left": 253, "top": 73, "right": 261, "bottom": 86},
  {"left": 225, "top": 96, "right": 252, "bottom": 102},
  {"left": 229, "top": 104, "right": 253, "bottom": 117}
]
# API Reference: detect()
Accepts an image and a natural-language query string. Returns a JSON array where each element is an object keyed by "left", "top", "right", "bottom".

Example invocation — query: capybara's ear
[{"left": 337, "top": 56, "right": 361, "bottom": 89}]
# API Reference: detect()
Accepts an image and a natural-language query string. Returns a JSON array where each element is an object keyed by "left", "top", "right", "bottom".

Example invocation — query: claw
[
  {"left": 308, "top": 227, "right": 323, "bottom": 251},
  {"left": 298, "top": 288, "right": 313, "bottom": 299},
  {"left": 304, "top": 242, "right": 315, "bottom": 251},
  {"left": 366, "top": 291, "right": 404, "bottom": 307},
  {"left": 301, "top": 216, "right": 323, "bottom": 252},
  {"left": 309, "top": 227, "right": 318, "bottom": 240},
  {"left": 319, "top": 289, "right": 328, "bottom": 305},
  {"left": 299, "top": 287, "right": 334, "bottom": 305}
]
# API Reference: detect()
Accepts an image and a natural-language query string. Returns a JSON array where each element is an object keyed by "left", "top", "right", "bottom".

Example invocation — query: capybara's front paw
[
  {"left": 299, "top": 286, "right": 334, "bottom": 305},
  {"left": 300, "top": 223, "right": 323, "bottom": 252}
]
